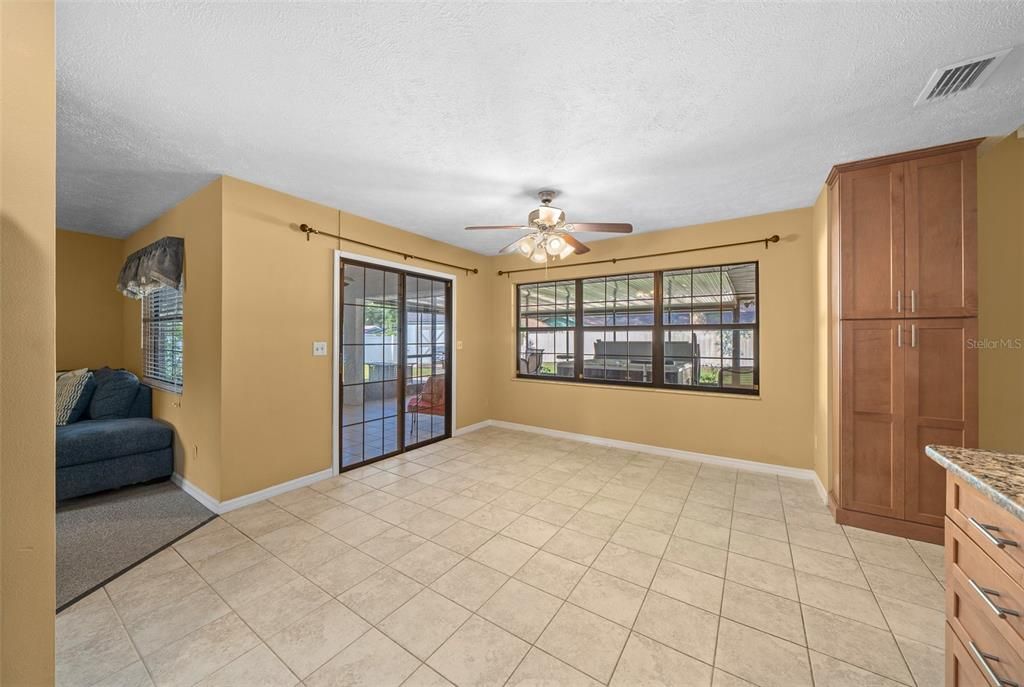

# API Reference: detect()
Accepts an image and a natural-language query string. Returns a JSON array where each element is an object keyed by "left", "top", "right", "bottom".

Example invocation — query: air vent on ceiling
[{"left": 915, "top": 48, "right": 1013, "bottom": 106}]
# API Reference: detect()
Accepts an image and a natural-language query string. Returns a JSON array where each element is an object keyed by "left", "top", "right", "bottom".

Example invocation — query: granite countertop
[{"left": 926, "top": 445, "right": 1024, "bottom": 521}]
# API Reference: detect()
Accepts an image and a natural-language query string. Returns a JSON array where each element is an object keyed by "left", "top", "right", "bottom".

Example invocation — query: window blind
[{"left": 142, "top": 286, "right": 184, "bottom": 390}]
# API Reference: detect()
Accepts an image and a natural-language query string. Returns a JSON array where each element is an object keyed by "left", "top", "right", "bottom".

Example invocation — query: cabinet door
[
  {"left": 838, "top": 163, "right": 906, "bottom": 319},
  {"left": 905, "top": 150, "right": 977, "bottom": 317},
  {"left": 904, "top": 318, "right": 977, "bottom": 527},
  {"left": 841, "top": 320, "right": 905, "bottom": 518}
]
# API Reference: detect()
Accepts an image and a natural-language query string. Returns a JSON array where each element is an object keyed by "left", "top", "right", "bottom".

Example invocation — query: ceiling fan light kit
[
  {"left": 545, "top": 234, "right": 566, "bottom": 255},
  {"left": 466, "top": 190, "right": 635, "bottom": 263}
]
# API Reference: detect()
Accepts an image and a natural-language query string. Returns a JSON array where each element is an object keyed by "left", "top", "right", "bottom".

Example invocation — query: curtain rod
[
  {"left": 497, "top": 234, "right": 781, "bottom": 277},
  {"left": 298, "top": 223, "right": 479, "bottom": 275}
]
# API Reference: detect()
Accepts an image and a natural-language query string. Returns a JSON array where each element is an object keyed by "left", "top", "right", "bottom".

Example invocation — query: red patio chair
[{"left": 407, "top": 375, "right": 446, "bottom": 416}]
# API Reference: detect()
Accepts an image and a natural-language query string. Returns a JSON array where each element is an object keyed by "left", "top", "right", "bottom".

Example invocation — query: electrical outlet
[
  {"left": 456, "top": 341, "right": 463, "bottom": 350},
  {"left": 313, "top": 341, "right": 328, "bottom": 356},
  {"left": 193, "top": 444, "right": 199, "bottom": 461}
]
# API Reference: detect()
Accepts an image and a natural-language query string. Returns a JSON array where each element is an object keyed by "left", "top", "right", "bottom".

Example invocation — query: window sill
[
  {"left": 143, "top": 378, "right": 183, "bottom": 395},
  {"left": 509, "top": 374, "right": 761, "bottom": 400}
]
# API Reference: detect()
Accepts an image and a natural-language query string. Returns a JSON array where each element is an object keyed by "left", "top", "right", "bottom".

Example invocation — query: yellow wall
[
  {"left": 56, "top": 229, "right": 125, "bottom": 370},
  {"left": 0, "top": 0, "right": 56, "bottom": 682},
  {"left": 810, "top": 186, "right": 831, "bottom": 488},
  {"left": 219, "top": 177, "right": 491, "bottom": 500},
  {"left": 978, "top": 133, "right": 1024, "bottom": 453},
  {"left": 488, "top": 208, "right": 816, "bottom": 471},
  {"left": 109, "top": 135, "right": 1024, "bottom": 504},
  {"left": 117, "top": 132, "right": 1024, "bottom": 503},
  {"left": 123, "top": 179, "right": 224, "bottom": 499},
  {"left": 115, "top": 176, "right": 494, "bottom": 503}
]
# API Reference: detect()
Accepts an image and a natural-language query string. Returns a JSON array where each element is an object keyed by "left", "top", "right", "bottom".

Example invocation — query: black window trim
[{"left": 514, "top": 261, "right": 760, "bottom": 396}]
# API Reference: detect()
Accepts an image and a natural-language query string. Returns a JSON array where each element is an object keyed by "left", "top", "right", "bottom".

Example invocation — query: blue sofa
[{"left": 56, "top": 383, "right": 174, "bottom": 501}]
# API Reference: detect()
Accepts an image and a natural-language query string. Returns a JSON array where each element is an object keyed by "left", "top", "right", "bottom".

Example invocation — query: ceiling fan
[{"left": 466, "top": 190, "right": 633, "bottom": 263}]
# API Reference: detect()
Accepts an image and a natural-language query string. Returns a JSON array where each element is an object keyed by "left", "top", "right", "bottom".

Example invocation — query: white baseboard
[
  {"left": 175, "top": 419, "right": 821, "bottom": 515},
  {"left": 453, "top": 420, "right": 493, "bottom": 437},
  {"left": 173, "top": 468, "right": 333, "bottom": 515},
  {"left": 478, "top": 419, "right": 820, "bottom": 482},
  {"left": 813, "top": 473, "right": 829, "bottom": 506},
  {"left": 170, "top": 473, "right": 222, "bottom": 513}
]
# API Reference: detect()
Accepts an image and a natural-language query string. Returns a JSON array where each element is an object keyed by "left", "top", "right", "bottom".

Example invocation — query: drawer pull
[
  {"left": 969, "top": 578, "right": 1022, "bottom": 619},
  {"left": 969, "top": 641, "right": 1021, "bottom": 687},
  {"left": 970, "top": 517, "right": 1021, "bottom": 549}
]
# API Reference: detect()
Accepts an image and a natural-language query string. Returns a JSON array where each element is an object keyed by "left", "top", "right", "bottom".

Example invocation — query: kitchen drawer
[
  {"left": 949, "top": 564, "right": 1024, "bottom": 685},
  {"left": 948, "top": 519, "right": 1024, "bottom": 657},
  {"left": 948, "top": 475, "right": 1024, "bottom": 587},
  {"left": 948, "top": 623, "right": 996, "bottom": 687},
  {"left": 947, "top": 623, "right": 1005, "bottom": 687}
]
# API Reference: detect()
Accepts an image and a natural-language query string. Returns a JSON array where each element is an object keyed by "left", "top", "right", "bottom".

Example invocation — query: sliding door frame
[{"left": 332, "top": 250, "right": 457, "bottom": 475}]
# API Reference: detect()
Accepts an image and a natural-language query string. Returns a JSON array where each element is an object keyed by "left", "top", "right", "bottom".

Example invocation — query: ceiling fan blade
[
  {"left": 465, "top": 225, "right": 530, "bottom": 231},
  {"left": 562, "top": 233, "right": 591, "bottom": 255},
  {"left": 498, "top": 237, "right": 528, "bottom": 254},
  {"left": 568, "top": 222, "right": 633, "bottom": 233}
]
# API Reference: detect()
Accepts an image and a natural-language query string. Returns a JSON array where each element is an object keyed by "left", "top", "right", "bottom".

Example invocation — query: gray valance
[{"left": 116, "top": 236, "right": 184, "bottom": 299}]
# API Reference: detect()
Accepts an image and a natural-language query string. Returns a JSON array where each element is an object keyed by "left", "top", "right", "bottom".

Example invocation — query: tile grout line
[
  {"left": 608, "top": 462, "right": 705, "bottom": 683},
  {"left": 834, "top": 514, "right": 919, "bottom": 687},
  {"left": 179, "top": 521, "right": 306, "bottom": 686},
  {"left": 784, "top": 500, "right": 816, "bottom": 687},
  {"left": 277, "top": 464, "right": 787, "bottom": 682},
  {"left": 708, "top": 475, "right": 738, "bottom": 684},
  {"left": 87, "top": 588, "right": 150, "bottom": 687},
  {"left": 68, "top": 428, "right": 935, "bottom": 687}
]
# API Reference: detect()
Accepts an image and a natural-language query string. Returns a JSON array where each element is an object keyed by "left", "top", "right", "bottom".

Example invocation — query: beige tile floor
[{"left": 56, "top": 427, "right": 946, "bottom": 687}]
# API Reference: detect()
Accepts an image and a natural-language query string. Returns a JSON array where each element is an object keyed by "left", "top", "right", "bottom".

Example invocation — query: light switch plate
[{"left": 312, "top": 341, "right": 328, "bottom": 356}]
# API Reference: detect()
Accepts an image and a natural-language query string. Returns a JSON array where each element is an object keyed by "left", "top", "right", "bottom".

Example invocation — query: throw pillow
[
  {"left": 67, "top": 374, "right": 97, "bottom": 423},
  {"left": 89, "top": 369, "right": 140, "bottom": 420},
  {"left": 55, "top": 369, "right": 92, "bottom": 426}
]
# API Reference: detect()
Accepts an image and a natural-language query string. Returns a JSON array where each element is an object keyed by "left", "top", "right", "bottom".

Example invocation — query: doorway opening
[{"left": 336, "top": 256, "right": 453, "bottom": 471}]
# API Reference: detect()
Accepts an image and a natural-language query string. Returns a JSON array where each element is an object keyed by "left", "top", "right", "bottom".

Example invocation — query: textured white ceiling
[{"left": 57, "top": 1, "right": 1024, "bottom": 254}]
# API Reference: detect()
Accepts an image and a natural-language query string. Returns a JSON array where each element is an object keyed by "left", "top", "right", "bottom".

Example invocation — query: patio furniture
[
  {"left": 519, "top": 349, "right": 543, "bottom": 374},
  {"left": 555, "top": 340, "right": 699, "bottom": 383},
  {"left": 719, "top": 365, "right": 755, "bottom": 388},
  {"left": 407, "top": 375, "right": 446, "bottom": 416}
]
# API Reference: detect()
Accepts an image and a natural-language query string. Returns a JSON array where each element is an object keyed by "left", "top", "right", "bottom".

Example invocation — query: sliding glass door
[
  {"left": 404, "top": 275, "right": 449, "bottom": 447},
  {"left": 339, "top": 260, "right": 451, "bottom": 470}
]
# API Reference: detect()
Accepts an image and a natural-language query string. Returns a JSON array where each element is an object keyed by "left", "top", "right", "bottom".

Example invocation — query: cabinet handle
[
  {"left": 969, "top": 516, "right": 1020, "bottom": 549},
  {"left": 897, "top": 325, "right": 903, "bottom": 348},
  {"left": 969, "top": 641, "right": 1020, "bottom": 687},
  {"left": 911, "top": 324, "right": 917, "bottom": 348},
  {"left": 910, "top": 289, "right": 917, "bottom": 313},
  {"left": 968, "top": 578, "right": 1021, "bottom": 619},
  {"left": 896, "top": 290, "right": 902, "bottom": 313}
]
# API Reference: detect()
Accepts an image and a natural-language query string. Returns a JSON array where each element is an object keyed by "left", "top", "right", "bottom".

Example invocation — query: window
[
  {"left": 517, "top": 279, "right": 575, "bottom": 377},
  {"left": 516, "top": 262, "right": 758, "bottom": 394},
  {"left": 142, "top": 286, "right": 183, "bottom": 391}
]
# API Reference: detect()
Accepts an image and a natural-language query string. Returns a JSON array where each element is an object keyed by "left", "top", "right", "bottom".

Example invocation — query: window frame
[
  {"left": 514, "top": 261, "right": 760, "bottom": 396},
  {"left": 141, "top": 285, "right": 184, "bottom": 393}
]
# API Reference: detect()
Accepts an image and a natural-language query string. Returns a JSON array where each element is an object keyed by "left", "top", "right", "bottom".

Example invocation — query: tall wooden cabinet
[{"left": 828, "top": 140, "right": 980, "bottom": 544}]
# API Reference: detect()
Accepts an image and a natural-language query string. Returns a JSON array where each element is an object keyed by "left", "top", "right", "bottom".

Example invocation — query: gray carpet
[{"left": 57, "top": 480, "right": 214, "bottom": 610}]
